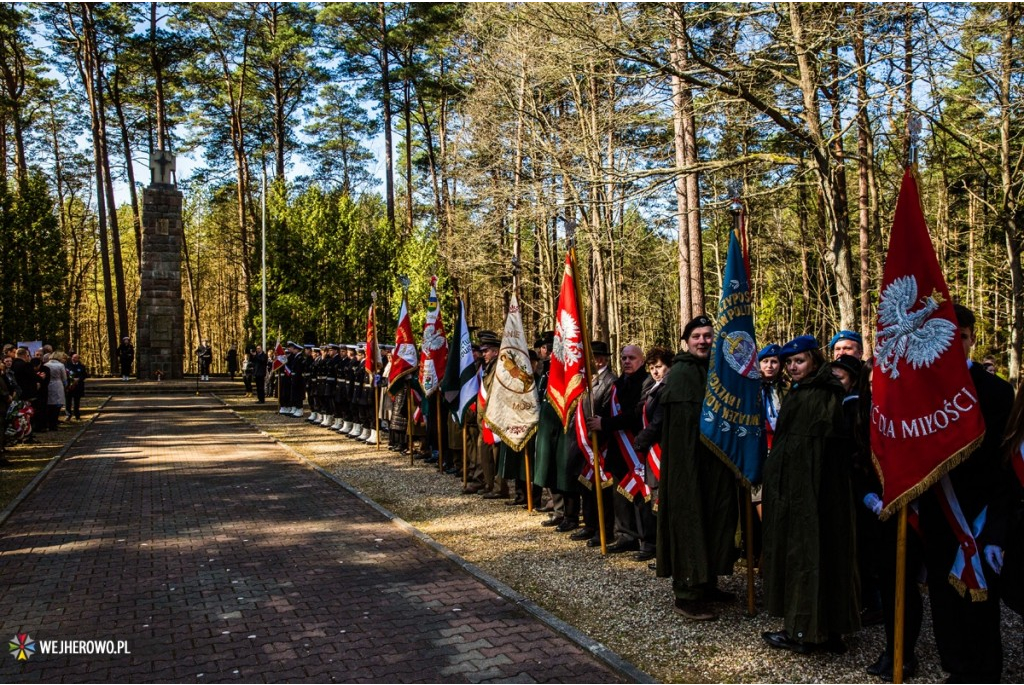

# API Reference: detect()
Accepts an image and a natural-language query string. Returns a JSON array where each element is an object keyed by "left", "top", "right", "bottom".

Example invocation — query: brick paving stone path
[{"left": 0, "top": 396, "right": 626, "bottom": 684}]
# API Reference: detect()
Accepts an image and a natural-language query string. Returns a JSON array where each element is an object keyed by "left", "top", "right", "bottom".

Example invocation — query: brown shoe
[
  {"left": 462, "top": 484, "right": 483, "bottom": 495},
  {"left": 673, "top": 598, "right": 718, "bottom": 621}
]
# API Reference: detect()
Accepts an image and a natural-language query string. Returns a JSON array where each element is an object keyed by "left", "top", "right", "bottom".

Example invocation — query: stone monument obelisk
[{"left": 135, "top": 151, "right": 185, "bottom": 379}]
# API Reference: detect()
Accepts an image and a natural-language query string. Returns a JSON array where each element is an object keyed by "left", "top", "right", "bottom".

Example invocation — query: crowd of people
[
  {"left": 0, "top": 343, "right": 88, "bottom": 466},
  {"left": 263, "top": 302, "right": 1021, "bottom": 684}
]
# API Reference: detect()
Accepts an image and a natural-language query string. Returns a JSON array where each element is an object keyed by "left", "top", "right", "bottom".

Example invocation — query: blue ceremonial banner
[{"left": 700, "top": 229, "right": 766, "bottom": 487}]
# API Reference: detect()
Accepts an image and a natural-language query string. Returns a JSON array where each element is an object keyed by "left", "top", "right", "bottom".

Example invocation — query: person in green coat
[
  {"left": 656, "top": 315, "right": 740, "bottom": 621},
  {"left": 762, "top": 334, "right": 860, "bottom": 654}
]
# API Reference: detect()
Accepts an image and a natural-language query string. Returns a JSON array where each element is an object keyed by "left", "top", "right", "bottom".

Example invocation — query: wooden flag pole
[
  {"left": 437, "top": 393, "right": 444, "bottom": 473},
  {"left": 462, "top": 425, "right": 468, "bottom": 489},
  {"left": 374, "top": 382, "right": 381, "bottom": 451},
  {"left": 569, "top": 236, "right": 608, "bottom": 555},
  {"left": 893, "top": 505, "right": 908, "bottom": 684},
  {"left": 524, "top": 446, "right": 534, "bottom": 512},
  {"left": 745, "top": 490, "right": 756, "bottom": 617},
  {"left": 407, "top": 386, "right": 414, "bottom": 466}
]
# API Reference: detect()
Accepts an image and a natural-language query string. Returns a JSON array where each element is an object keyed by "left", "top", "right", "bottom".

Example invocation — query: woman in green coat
[{"left": 762, "top": 335, "right": 860, "bottom": 653}]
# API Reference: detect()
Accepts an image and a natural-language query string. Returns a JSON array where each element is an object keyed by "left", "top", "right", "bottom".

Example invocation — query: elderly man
[
  {"left": 586, "top": 343, "right": 650, "bottom": 553},
  {"left": 657, "top": 315, "right": 738, "bottom": 621},
  {"left": 829, "top": 330, "right": 863, "bottom": 360}
]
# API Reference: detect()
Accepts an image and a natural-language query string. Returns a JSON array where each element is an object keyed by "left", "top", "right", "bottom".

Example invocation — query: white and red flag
[
  {"left": 547, "top": 253, "right": 586, "bottom": 431},
  {"left": 270, "top": 342, "right": 288, "bottom": 375},
  {"left": 482, "top": 293, "right": 540, "bottom": 451},
  {"left": 871, "top": 168, "right": 985, "bottom": 520},
  {"left": 387, "top": 293, "right": 418, "bottom": 392},
  {"left": 418, "top": 276, "right": 448, "bottom": 397}
]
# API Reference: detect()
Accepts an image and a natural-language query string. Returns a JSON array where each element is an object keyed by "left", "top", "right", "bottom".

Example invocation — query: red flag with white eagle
[
  {"left": 871, "top": 168, "right": 985, "bottom": 519},
  {"left": 547, "top": 253, "right": 586, "bottom": 431},
  {"left": 418, "top": 276, "right": 448, "bottom": 397},
  {"left": 387, "top": 293, "right": 418, "bottom": 393}
]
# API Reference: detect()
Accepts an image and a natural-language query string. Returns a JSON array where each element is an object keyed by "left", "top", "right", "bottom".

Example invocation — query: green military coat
[
  {"left": 656, "top": 352, "right": 739, "bottom": 593},
  {"left": 762, "top": 364, "right": 860, "bottom": 643}
]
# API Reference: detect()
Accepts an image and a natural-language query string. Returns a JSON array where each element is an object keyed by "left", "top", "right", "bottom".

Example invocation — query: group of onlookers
[{"left": 0, "top": 343, "right": 88, "bottom": 465}]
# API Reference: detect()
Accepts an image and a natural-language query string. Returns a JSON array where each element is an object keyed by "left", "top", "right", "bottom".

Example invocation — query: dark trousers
[
  {"left": 255, "top": 375, "right": 266, "bottom": 403},
  {"left": 582, "top": 486, "right": 614, "bottom": 538},
  {"left": 45, "top": 404, "right": 61, "bottom": 431},
  {"left": 68, "top": 393, "right": 82, "bottom": 420},
  {"left": 243, "top": 374, "right": 253, "bottom": 394},
  {"left": 878, "top": 517, "right": 923, "bottom": 661},
  {"left": 922, "top": 499, "right": 1002, "bottom": 682}
]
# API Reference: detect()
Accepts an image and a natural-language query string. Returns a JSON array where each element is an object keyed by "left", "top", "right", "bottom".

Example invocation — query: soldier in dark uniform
[
  {"left": 306, "top": 345, "right": 323, "bottom": 423},
  {"left": 278, "top": 342, "right": 297, "bottom": 415},
  {"left": 351, "top": 345, "right": 372, "bottom": 441},
  {"left": 318, "top": 344, "right": 339, "bottom": 427},
  {"left": 336, "top": 345, "right": 354, "bottom": 433}
]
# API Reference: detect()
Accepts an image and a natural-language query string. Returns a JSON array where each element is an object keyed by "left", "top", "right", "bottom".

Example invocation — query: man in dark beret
[{"left": 657, "top": 315, "right": 739, "bottom": 621}]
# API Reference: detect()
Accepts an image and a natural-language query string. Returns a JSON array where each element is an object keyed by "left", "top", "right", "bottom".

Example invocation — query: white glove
[
  {"left": 984, "top": 545, "right": 1004, "bottom": 574},
  {"left": 863, "top": 492, "right": 883, "bottom": 516}
]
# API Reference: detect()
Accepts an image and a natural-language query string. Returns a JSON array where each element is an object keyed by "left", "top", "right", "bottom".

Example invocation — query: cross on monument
[{"left": 149, "top": 150, "right": 176, "bottom": 185}]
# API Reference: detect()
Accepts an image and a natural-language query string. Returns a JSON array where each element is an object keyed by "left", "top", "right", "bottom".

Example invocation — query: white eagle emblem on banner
[
  {"left": 552, "top": 310, "right": 582, "bottom": 366},
  {"left": 876, "top": 275, "right": 957, "bottom": 380}
]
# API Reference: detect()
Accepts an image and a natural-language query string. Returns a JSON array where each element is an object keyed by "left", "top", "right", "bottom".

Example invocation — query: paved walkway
[{"left": 0, "top": 396, "right": 625, "bottom": 683}]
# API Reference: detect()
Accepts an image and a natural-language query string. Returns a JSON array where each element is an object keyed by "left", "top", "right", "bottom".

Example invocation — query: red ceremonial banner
[
  {"left": 547, "top": 253, "right": 586, "bottom": 430},
  {"left": 387, "top": 295, "right": 418, "bottom": 392},
  {"left": 870, "top": 169, "right": 985, "bottom": 519}
]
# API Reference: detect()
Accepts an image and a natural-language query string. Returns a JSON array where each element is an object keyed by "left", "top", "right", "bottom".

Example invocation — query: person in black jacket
[
  {"left": 197, "top": 340, "right": 213, "bottom": 381},
  {"left": 586, "top": 344, "right": 650, "bottom": 554},
  {"left": 65, "top": 353, "right": 88, "bottom": 421},
  {"left": 252, "top": 345, "right": 268, "bottom": 403},
  {"left": 632, "top": 345, "right": 673, "bottom": 563},
  {"left": 918, "top": 305, "right": 1015, "bottom": 684},
  {"left": 117, "top": 337, "right": 134, "bottom": 380}
]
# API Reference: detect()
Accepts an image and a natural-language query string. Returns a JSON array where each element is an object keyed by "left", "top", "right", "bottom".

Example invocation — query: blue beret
[
  {"left": 829, "top": 330, "right": 862, "bottom": 347},
  {"left": 758, "top": 344, "right": 781, "bottom": 361},
  {"left": 779, "top": 335, "right": 819, "bottom": 359}
]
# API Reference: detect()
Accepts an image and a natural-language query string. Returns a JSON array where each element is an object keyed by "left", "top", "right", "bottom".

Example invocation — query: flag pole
[
  {"left": 408, "top": 386, "right": 414, "bottom": 466},
  {"left": 462, "top": 425, "right": 468, "bottom": 489},
  {"left": 892, "top": 119, "right": 921, "bottom": 685},
  {"left": 745, "top": 491, "right": 756, "bottom": 617},
  {"left": 437, "top": 393, "right": 444, "bottom": 473},
  {"left": 568, "top": 225, "right": 608, "bottom": 555},
  {"left": 524, "top": 447, "right": 534, "bottom": 511},
  {"left": 374, "top": 382, "right": 381, "bottom": 451},
  {"left": 893, "top": 505, "right": 908, "bottom": 684},
  {"left": 730, "top": 187, "right": 757, "bottom": 618},
  {"left": 371, "top": 293, "right": 381, "bottom": 452}
]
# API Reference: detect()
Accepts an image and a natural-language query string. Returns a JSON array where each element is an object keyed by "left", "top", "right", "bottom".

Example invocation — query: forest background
[{"left": 1, "top": 2, "right": 1022, "bottom": 382}]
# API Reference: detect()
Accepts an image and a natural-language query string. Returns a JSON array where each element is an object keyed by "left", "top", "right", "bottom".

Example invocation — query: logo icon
[
  {"left": 9, "top": 633, "right": 34, "bottom": 661},
  {"left": 876, "top": 275, "right": 957, "bottom": 379}
]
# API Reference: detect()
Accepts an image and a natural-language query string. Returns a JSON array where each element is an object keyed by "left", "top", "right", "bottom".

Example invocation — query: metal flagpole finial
[
  {"left": 398, "top": 275, "right": 410, "bottom": 291},
  {"left": 727, "top": 179, "right": 744, "bottom": 216},
  {"left": 908, "top": 113, "right": 922, "bottom": 166},
  {"left": 371, "top": 290, "right": 378, "bottom": 303},
  {"left": 510, "top": 256, "right": 521, "bottom": 277},
  {"left": 564, "top": 217, "right": 577, "bottom": 249}
]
